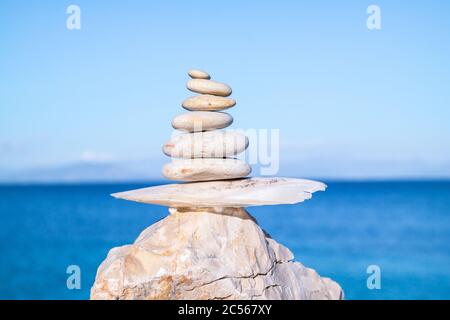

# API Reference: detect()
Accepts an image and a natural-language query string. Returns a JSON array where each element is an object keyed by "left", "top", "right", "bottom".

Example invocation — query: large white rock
[
  {"left": 163, "top": 131, "right": 248, "bottom": 158},
  {"left": 111, "top": 177, "right": 326, "bottom": 207},
  {"left": 91, "top": 207, "right": 343, "bottom": 300}
]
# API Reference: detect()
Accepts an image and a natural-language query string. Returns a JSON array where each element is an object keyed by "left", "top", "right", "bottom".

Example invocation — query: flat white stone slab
[{"left": 111, "top": 177, "right": 326, "bottom": 208}]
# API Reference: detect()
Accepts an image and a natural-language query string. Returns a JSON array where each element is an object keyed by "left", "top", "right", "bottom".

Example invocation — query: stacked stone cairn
[
  {"left": 162, "top": 69, "right": 251, "bottom": 182},
  {"left": 90, "top": 69, "right": 343, "bottom": 300}
]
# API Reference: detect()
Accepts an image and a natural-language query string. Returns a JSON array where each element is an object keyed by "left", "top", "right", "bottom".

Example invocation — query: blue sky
[{"left": 1, "top": 0, "right": 450, "bottom": 180}]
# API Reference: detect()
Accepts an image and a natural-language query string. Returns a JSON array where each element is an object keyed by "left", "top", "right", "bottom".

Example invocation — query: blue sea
[{"left": 1, "top": 181, "right": 449, "bottom": 300}]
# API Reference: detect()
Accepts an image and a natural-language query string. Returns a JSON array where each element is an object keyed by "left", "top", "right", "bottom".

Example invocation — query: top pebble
[{"left": 188, "top": 69, "right": 211, "bottom": 80}]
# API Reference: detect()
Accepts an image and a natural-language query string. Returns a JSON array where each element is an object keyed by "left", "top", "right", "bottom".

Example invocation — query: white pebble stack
[{"left": 162, "top": 69, "right": 251, "bottom": 182}]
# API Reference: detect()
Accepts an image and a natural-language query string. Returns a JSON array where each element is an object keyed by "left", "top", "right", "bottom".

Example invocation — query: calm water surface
[{"left": 0, "top": 181, "right": 449, "bottom": 299}]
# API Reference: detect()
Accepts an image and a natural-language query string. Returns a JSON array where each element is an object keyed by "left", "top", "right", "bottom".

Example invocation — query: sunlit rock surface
[
  {"left": 91, "top": 207, "right": 343, "bottom": 300},
  {"left": 111, "top": 177, "right": 326, "bottom": 208}
]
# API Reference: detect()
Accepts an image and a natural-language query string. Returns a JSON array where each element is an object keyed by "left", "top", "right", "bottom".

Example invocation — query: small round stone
[
  {"left": 188, "top": 69, "right": 210, "bottom": 79},
  {"left": 187, "top": 79, "right": 232, "bottom": 97},
  {"left": 182, "top": 95, "right": 236, "bottom": 111},
  {"left": 172, "top": 111, "right": 233, "bottom": 132},
  {"left": 163, "top": 131, "right": 248, "bottom": 158},
  {"left": 162, "top": 158, "right": 251, "bottom": 181}
]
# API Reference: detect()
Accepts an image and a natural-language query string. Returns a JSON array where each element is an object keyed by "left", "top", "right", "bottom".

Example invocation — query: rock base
[{"left": 91, "top": 207, "right": 343, "bottom": 300}]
